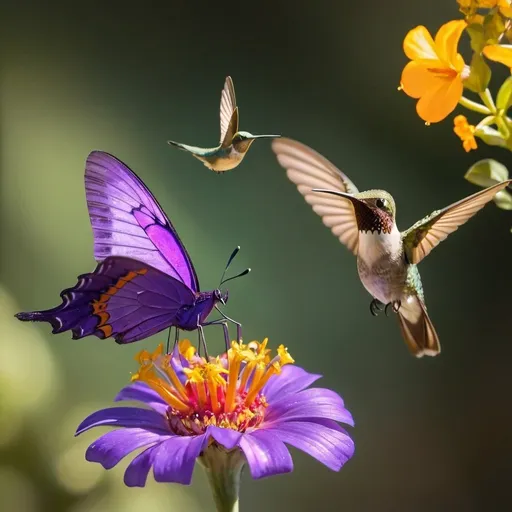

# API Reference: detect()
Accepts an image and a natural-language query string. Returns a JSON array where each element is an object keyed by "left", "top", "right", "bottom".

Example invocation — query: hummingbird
[
  {"left": 167, "top": 76, "right": 280, "bottom": 173},
  {"left": 271, "top": 137, "right": 511, "bottom": 357}
]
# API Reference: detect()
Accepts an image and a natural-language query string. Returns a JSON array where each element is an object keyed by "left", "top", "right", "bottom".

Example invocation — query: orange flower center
[{"left": 132, "top": 339, "right": 294, "bottom": 434}]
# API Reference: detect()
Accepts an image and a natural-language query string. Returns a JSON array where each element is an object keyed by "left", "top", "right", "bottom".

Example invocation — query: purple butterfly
[{"left": 16, "top": 151, "right": 247, "bottom": 350}]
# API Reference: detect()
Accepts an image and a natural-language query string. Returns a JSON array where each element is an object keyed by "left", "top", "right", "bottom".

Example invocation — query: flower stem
[
  {"left": 459, "top": 96, "right": 491, "bottom": 115},
  {"left": 478, "top": 89, "right": 497, "bottom": 114},
  {"left": 200, "top": 446, "right": 245, "bottom": 512}
]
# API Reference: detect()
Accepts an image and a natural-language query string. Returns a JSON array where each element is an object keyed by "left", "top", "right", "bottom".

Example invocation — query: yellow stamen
[
  {"left": 245, "top": 345, "right": 294, "bottom": 405},
  {"left": 206, "top": 379, "right": 220, "bottom": 414},
  {"left": 225, "top": 342, "right": 246, "bottom": 413},
  {"left": 195, "top": 382, "right": 207, "bottom": 408},
  {"left": 143, "top": 376, "right": 190, "bottom": 413},
  {"left": 245, "top": 363, "right": 265, "bottom": 405},
  {"left": 277, "top": 344, "right": 295, "bottom": 365},
  {"left": 184, "top": 366, "right": 211, "bottom": 409},
  {"left": 238, "top": 363, "right": 254, "bottom": 393},
  {"left": 135, "top": 343, "right": 163, "bottom": 365},
  {"left": 178, "top": 339, "right": 197, "bottom": 361},
  {"left": 162, "top": 359, "right": 188, "bottom": 402}
]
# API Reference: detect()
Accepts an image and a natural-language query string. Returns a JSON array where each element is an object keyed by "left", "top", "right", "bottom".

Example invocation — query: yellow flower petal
[
  {"left": 403, "top": 26, "right": 437, "bottom": 60},
  {"left": 483, "top": 44, "right": 512, "bottom": 68},
  {"left": 434, "top": 20, "right": 467, "bottom": 69},
  {"left": 416, "top": 77, "right": 463, "bottom": 123},
  {"left": 401, "top": 59, "right": 446, "bottom": 99},
  {"left": 499, "top": 0, "right": 512, "bottom": 17}
]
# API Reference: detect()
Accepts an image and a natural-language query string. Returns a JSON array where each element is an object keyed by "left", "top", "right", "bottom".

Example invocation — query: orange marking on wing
[
  {"left": 91, "top": 268, "right": 148, "bottom": 337},
  {"left": 99, "top": 324, "right": 113, "bottom": 337}
]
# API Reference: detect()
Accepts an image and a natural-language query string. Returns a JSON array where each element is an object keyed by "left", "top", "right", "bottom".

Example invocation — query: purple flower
[{"left": 75, "top": 340, "right": 354, "bottom": 489}]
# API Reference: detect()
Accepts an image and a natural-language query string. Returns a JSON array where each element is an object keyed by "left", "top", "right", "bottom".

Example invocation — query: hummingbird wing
[
  {"left": 272, "top": 138, "right": 360, "bottom": 254},
  {"left": 220, "top": 108, "right": 239, "bottom": 148},
  {"left": 397, "top": 295, "right": 440, "bottom": 357},
  {"left": 219, "top": 76, "right": 238, "bottom": 144},
  {"left": 402, "top": 180, "right": 512, "bottom": 264}
]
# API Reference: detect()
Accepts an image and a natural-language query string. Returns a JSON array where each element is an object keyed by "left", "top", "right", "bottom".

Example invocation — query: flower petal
[
  {"left": 434, "top": 20, "right": 466, "bottom": 68},
  {"left": 124, "top": 445, "right": 158, "bottom": 487},
  {"left": 265, "top": 388, "right": 354, "bottom": 426},
  {"left": 75, "top": 407, "right": 169, "bottom": 436},
  {"left": 262, "top": 365, "right": 321, "bottom": 402},
  {"left": 401, "top": 59, "right": 445, "bottom": 99},
  {"left": 403, "top": 26, "right": 437, "bottom": 60},
  {"left": 416, "top": 76, "right": 463, "bottom": 123},
  {"left": 483, "top": 44, "right": 512, "bottom": 68},
  {"left": 264, "top": 421, "right": 354, "bottom": 471},
  {"left": 114, "top": 382, "right": 168, "bottom": 414},
  {"left": 152, "top": 434, "right": 209, "bottom": 485},
  {"left": 239, "top": 430, "right": 293, "bottom": 479},
  {"left": 85, "top": 428, "right": 168, "bottom": 469},
  {"left": 208, "top": 426, "right": 243, "bottom": 450}
]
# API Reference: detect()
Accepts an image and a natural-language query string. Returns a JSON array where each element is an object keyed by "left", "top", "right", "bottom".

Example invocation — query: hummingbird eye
[{"left": 376, "top": 198, "right": 387, "bottom": 209}]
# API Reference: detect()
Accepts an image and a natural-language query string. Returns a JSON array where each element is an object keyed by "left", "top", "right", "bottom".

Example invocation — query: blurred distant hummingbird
[
  {"left": 272, "top": 138, "right": 511, "bottom": 357},
  {"left": 167, "top": 76, "right": 280, "bottom": 173}
]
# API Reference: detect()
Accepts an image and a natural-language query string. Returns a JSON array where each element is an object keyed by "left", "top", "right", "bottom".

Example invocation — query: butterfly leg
[
  {"left": 370, "top": 299, "right": 385, "bottom": 317},
  {"left": 203, "top": 320, "right": 231, "bottom": 352},
  {"left": 197, "top": 316, "right": 209, "bottom": 360},
  {"left": 215, "top": 306, "right": 242, "bottom": 342},
  {"left": 166, "top": 327, "right": 172, "bottom": 354}
]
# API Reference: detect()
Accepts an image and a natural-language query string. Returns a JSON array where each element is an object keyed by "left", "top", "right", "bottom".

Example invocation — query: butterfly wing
[
  {"left": 16, "top": 257, "right": 196, "bottom": 344},
  {"left": 219, "top": 76, "right": 238, "bottom": 145},
  {"left": 85, "top": 151, "right": 199, "bottom": 291},
  {"left": 271, "top": 138, "right": 360, "bottom": 255},
  {"left": 402, "top": 180, "right": 512, "bottom": 264}
]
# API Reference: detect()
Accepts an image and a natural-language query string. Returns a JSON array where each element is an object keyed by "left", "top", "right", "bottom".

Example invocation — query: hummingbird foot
[
  {"left": 385, "top": 300, "right": 402, "bottom": 316},
  {"left": 370, "top": 299, "right": 385, "bottom": 316}
]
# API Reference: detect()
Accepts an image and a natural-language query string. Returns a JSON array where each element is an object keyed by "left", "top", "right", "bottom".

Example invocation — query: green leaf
[
  {"left": 465, "top": 159, "right": 509, "bottom": 188},
  {"left": 483, "top": 11, "right": 506, "bottom": 44},
  {"left": 467, "top": 23, "right": 486, "bottom": 53},
  {"left": 494, "top": 189, "right": 512, "bottom": 210},
  {"left": 474, "top": 125, "right": 507, "bottom": 147},
  {"left": 496, "top": 76, "right": 512, "bottom": 112},
  {"left": 464, "top": 53, "right": 491, "bottom": 93}
]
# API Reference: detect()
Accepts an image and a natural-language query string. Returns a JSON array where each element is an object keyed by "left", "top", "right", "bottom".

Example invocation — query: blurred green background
[{"left": 1, "top": 1, "right": 511, "bottom": 511}]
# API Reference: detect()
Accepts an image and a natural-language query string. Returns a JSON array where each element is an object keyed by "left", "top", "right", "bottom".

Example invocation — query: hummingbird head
[
  {"left": 312, "top": 188, "right": 396, "bottom": 234},
  {"left": 232, "top": 131, "right": 281, "bottom": 153}
]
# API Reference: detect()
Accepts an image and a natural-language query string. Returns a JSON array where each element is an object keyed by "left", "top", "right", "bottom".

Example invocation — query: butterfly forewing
[{"left": 85, "top": 151, "right": 200, "bottom": 291}]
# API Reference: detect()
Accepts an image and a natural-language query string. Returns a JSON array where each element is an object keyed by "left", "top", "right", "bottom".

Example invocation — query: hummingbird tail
[{"left": 396, "top": 295, "right": 440, "bottom": 358}]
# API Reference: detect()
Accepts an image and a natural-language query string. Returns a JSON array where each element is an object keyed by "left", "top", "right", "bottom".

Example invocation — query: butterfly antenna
[
  {"left": 219, "top": 246, "right": 240, "bottom": 286},
  {"left": 221, "top": 267, "right": 251, "bottom": 286}
]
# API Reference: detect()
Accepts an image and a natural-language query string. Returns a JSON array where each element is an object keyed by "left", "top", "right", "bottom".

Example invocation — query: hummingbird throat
[{"left": 353, "top": 201, "right": 394, "bottom": 234}]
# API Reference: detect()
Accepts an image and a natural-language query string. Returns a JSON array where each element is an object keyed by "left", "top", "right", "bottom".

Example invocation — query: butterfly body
[
  {"left": 175, "top": 290, "right": 227, "bottom": 331},
  {"left": 272, "top": 137, "right": 512, "bottom": 358},
  {"left": 16, "top": 152, "right": 236, "bottom": 345},
  {"left": 167, "top": 77, "right": 280, "bottom": 173}
]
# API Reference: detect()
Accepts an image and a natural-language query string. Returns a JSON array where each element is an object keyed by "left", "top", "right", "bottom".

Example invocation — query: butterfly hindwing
[
  {"left": 85, "top": 151, "right": 200, "bottom": 291},
  {"left": 16, "top": 257, "right": 196, "bottom": 344}
]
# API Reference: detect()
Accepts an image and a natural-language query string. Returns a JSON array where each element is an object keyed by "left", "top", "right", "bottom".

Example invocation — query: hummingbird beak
[
  {"left": 247, "top": 134, "right": 281, "bottom": 140},
  {"left": 312, "top": 188, "right": 367, "bottom": 206}
]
